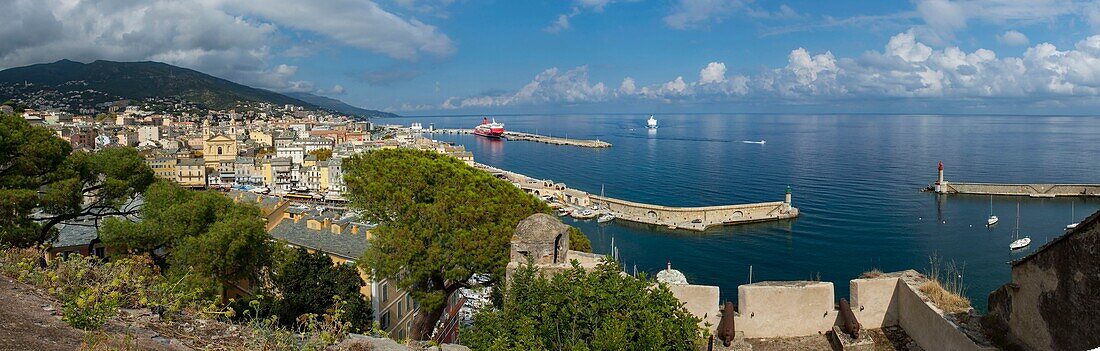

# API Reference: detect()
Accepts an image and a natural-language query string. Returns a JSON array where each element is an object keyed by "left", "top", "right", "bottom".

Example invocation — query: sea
[{"left": 385, "top": 114, "right": 1100, "bottom": 311}]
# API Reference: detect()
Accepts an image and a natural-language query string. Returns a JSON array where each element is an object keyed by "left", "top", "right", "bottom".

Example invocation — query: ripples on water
[{"left": 390, "top": 114, "right": 1100, "bottom": 311}]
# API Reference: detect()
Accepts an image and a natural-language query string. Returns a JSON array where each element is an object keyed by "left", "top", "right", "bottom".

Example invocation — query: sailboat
[
  {"left": 1009, "top": 203, "right": 1031, "bottom": 250},
  {"left": 1066, "top": 201, "right": 1079, "bottom": 231},
  {"left": 596, "top": 184, "right": 615, "bottom": 223},
  {"left": 986, "top": 195, "right": 999, "bottom": 226}
]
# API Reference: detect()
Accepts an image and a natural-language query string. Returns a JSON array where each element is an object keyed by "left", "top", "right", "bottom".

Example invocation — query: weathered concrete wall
[
  {"left": 986, "top": 210, "right": 1100, "bottom": 351},
  {"left": 667, "top": 284, "right": 721, "bottom": 331},
  {"left": 591, "top": 195, "right": 798, "bottom": 231},
  {"left": 850, "top": 277, "right": 902, "bottom": 328},
  {"left": 942, "top": 182, "right": 1100, "bottom": 197},
  {"left": 734, "top": 281, "right": 836, "bottom": 338},
  {"left": 897, "top": 278, "right": 997, "bottom": 351}
]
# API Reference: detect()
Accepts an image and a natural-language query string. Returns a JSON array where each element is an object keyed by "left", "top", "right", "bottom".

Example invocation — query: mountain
[
  {"left": 0, "top": 59, "right": 317, "bottom": 110},
  {"left": 284, "top": 92, "right": 398, "bottom": 118}
]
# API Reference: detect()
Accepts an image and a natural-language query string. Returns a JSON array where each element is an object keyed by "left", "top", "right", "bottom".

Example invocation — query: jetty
[
  {"left": 475, "top": 162, "right": 799, "bottom": 231},
  {"left": 429, "top": 128, "right": 611, "bottom": 148},
  {"left": 928, "top": 162, "right": 1100, "bottom": 197}
]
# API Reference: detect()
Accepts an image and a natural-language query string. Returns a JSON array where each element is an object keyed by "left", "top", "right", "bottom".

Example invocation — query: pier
[
  {"left": 929, "top": 162, "right": 1100, "bottom": 197},
  {"left": 429, "top": 128, "right": 612, "bottom": 148},
  {"left": 477, "top": 162, "right": 799, "bottom": 231}
]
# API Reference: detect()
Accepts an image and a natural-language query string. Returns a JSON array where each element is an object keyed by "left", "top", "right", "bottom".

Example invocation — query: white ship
[{"left": 647, "top": 115, "right": 658, "bottom": 129}]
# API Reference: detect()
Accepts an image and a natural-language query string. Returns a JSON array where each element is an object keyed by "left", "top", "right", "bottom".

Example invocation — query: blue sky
[{"left": 5, "top": 0, "right": 1100, "bottom": 114}]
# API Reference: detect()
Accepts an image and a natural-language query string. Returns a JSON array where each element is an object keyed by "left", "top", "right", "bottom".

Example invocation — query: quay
[
  {"left": 474, "top": 162, "right": 799, "bottom": 231},
  {"left": 929, "top": 162, "right": 1100, "bottom": 197},
  {"left": 429, "top": 128, "right": 612, "bottom": 148}
]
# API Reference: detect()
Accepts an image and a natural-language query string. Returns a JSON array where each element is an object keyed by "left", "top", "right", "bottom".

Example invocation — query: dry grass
[
  {"left": 859, "top": 268, "right": 884, "bottom": 279},
  {"left": 921, "top": 254, "right": 971, "bottom": 313},
  {"left": 919, "top": 279, "right": 971, "bottom": 313}
]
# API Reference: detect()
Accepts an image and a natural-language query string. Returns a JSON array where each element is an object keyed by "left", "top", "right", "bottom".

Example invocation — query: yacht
[
  {"left": 1009, "top": 203, "right": 1031, "bottom": 250},
  {"left": 987, "top": 196, "right": 999, "bottom": 226}
]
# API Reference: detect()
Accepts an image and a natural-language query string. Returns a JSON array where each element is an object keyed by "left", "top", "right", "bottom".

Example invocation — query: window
[
  {"left": 217, "top": 146, "right": 223, "bottom": 155},
  {"left": 381, "top": 282, "right": 389, "bottom": 302},
  {"left": 379, "top": 311, "right": 391, "bottom": 330},
  {"left": 94, "top": 247, "right": 105, "bottom": 258}
]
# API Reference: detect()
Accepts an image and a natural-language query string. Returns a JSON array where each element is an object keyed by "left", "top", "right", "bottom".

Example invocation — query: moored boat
[
  {"left": 597, "top": 213, "right": 615, "bottom": 223},
  {"left": 474, "top": 117, "right": 505, "bottom": 138}
]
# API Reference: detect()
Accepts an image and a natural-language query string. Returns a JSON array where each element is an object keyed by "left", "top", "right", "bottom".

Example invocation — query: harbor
[
  {"left": 427, "top": 128, "right": 612, "bottom": 148},
  {"left": 929, "top": 163, "right": 1100, "bottom": 197}
]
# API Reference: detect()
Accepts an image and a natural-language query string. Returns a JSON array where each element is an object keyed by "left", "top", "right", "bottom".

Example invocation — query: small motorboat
[
  {"left": 557, "top": 208, "right": 571, "bottom": 217},
  {"left": 597, "top": 213, "right": 615, "bottom": 223},
  {"left": 987, "top": 215, "right": 999, "bottom": 226}
]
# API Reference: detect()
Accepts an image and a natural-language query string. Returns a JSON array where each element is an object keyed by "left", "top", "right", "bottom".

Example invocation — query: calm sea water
[{"left": 387, "top": 114, "right": 1100, "bottom": 311}]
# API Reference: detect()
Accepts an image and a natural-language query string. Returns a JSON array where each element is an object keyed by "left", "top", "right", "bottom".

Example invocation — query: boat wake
[{"left": 741, "top": 140, "right": 766, "bottom": 144}]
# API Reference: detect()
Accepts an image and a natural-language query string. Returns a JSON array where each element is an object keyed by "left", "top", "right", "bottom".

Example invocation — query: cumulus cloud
[
  {"left": 998, "top": 30, "right": 1030, "bottom": 46},
  {"left": 699, "top": 62, "right": 727, "bottom": 84},
  {"left": 418, "top": 31, "right": 1100, "bottom": 111},
  {"left": 0, "top": 0, "right": 453, "bottom": 93}
]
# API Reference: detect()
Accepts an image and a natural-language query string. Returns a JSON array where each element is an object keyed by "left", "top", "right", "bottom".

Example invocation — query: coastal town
[{"left": 3, "top": 1, "right": 1100, "bottom": 349}]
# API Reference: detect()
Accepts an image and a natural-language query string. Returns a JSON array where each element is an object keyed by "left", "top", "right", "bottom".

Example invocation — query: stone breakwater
[
  {"left": 929, "top": 182, "right": 1100, "bottom": 198},
  {"left": 471, "top": 162, "right": 799, "bottom": 231}
]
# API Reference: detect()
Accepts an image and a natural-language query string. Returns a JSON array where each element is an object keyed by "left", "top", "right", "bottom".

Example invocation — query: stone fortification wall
[
  {"left": 727, "top": 272, "right": 993, "bottom": 350},
  {"left": 667, "top": 284, "right": 721, "bottom": 330},
  {"left": 894, "top": 276, "right": 996, "bottom": 351},
  {"left": 734, "top": 281, "right": 836, "bottom": 338}
]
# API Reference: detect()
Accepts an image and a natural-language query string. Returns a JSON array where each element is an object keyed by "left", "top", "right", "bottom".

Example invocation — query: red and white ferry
[{"left": 473, "top": 117, "right": 505, "bottom": 138}]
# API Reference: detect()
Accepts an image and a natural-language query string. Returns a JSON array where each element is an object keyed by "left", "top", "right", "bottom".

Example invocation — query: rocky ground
[
  {"left": 0, "top": 276, "right": 189, "bottom": 350},
  {"left": 0, "top": 275, "right": 468, "bottom": 351},
  {"left": 710, "top": 326, "right": 920, "bottom": 351}
]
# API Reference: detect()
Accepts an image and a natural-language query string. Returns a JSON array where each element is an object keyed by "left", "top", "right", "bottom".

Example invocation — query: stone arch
[
  {"left": 647, "top": 211, "right": 658, "bottom": 220},
  {"left": 732, "top": 211, "right": 744, "bottom": 219},
  {"left": 553, "top": 234, "right": 562, "bottom": 264}
]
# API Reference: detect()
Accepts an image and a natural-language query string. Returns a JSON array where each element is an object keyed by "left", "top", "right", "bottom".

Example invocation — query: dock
[
  {"left": 477, "top": 162, "right": 799, "bottom": 231},
  {"left": 928, "top": 162, "right": 1100, "bottom": 197},
  {"left": 429, "top": 128, "right": 611, "bottom": 148}
]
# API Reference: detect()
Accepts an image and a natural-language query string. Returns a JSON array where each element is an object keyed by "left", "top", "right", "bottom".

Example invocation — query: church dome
[{"left": 656, "top": 261, "right": 688, "bottom": 285}]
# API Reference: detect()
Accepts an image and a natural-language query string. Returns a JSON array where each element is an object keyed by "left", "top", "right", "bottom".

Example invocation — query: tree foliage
[
  {"left": 343, "top": 148, "right": 551, "bottom": 338},
  {"left": 270, "top": 247, "right": 372, "bottom": 331},
  {"left": 101, "top": 181, "right": 272, "bottom": 296},
  {"left": 568, "top": 226, "right": 592, "bottom": 253},
  {"left": 462, "top": 259, "right": 703, "bottom": 351},
  {"left": 0, "top": 113, "right": 154, "bottom": 247}
]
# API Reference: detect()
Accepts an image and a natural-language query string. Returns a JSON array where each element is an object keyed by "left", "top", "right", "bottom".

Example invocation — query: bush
[{"left": 62, "top": 285, "right": 122, "bottom": 330}]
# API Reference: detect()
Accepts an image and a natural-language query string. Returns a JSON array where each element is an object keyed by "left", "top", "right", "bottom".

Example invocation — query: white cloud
[
  {"left": 619, "top": 77, "right": 637, "bottom": 94},
  {"left": 417, "top": 32, "right": 1100, "bottom": 111},
  {"left": 227, "top": 0, "right": 454, "bottom": 60},
  {"left": 663, "top": 0, "right": 802, "bottom": 29},
  {"left": 545, "top": 0, "right": 635, "bottom": 34},
  {"left": 699, "top": 62, "right": 727, "bottom": 84},
  {"left": 998, "top": 30, "right": 1030, "bottom": 46}
]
